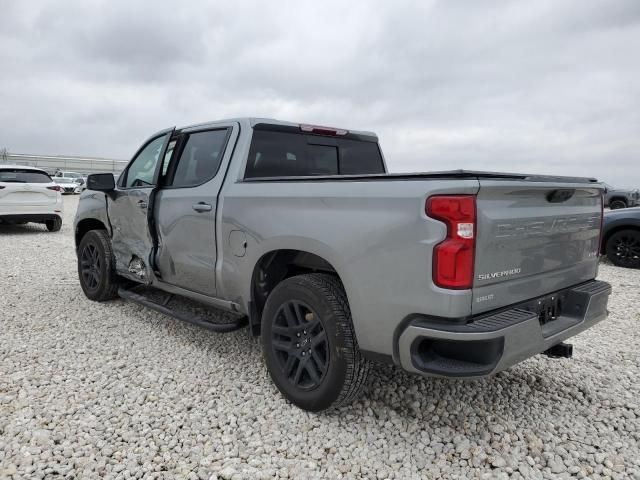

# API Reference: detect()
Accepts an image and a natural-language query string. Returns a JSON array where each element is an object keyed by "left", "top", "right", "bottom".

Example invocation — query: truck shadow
[{"left": 0, "top": 223, "right": 50, "bottom": 235}]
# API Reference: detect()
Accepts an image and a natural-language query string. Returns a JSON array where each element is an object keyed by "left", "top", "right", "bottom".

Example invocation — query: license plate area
[{"left": 523, "top": 292, "right": 566, "bottom": 325}]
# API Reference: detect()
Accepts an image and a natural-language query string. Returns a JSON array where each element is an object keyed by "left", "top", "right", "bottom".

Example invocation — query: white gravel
[{"left": 1, "top": 195, "right": 639, "bottom": 480}]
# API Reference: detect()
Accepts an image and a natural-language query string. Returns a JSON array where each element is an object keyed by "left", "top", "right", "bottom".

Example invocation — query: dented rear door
[{"left": 472, "top": 180, "right": 603, "bottom": 314}]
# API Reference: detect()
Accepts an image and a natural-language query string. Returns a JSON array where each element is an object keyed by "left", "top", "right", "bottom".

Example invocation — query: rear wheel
[
  {"left": 609, "top": 199, "right": 627, "bottom": 210},
  {"left": 606, "top": 229, "right": 640, "bottom": 268},
  {"left": 45, "top": 217, "right": 62, "bottom": 232},
  {"left": 261, "top": 273, "right": 370, "bottom": 411},
  {"left": 78, "top": 230, "right": 120, "bottom": 301}
]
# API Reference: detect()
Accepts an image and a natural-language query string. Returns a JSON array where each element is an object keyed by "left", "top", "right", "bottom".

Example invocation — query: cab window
[
  {"left": 168, "top": 129, "right": 229, "bottom": 188},
  {"left": 123, "top": 135, "right": 167, "bottom": 188}
]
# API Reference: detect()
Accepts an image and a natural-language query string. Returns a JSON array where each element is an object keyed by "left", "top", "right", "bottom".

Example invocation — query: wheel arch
[
  {"left": 75, "top": 218, "right": 108, "bottom": 250},
  {"left": 248, "top": 249, "right": 346, "bottom": 336},
  {"left": 608, "top": 196, "right": 628, "bottom": 208}
]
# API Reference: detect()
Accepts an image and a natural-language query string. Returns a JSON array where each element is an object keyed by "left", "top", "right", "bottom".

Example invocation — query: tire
[
  {"left": 45, "top": 217, "right": 62, "bottom": 232},
  {"left": 77, "top": 229, "right": 120, "bottom": 301},
  {"left": 609, "top": 199, "right": 627, "bottom": 210},
  {"left": 261, "top": 273, "right": 370, "bottom": 411},
  {"left": 606, "top": 229, "right": 640, "bottom": 268}
]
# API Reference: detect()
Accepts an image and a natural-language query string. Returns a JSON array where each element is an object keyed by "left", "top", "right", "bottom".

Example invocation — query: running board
[{"left": 118, "top": 287, "right": 247, "bottom": 333}]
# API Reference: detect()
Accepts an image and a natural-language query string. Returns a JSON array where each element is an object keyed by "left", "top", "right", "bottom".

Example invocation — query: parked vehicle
[
  {"left": 603, "top": 183, "right": 640, "bottom": 209},
  {"left": 55, "top": 170, "right": 87, "bottom": 190},
  {"left": 601, "top": 207, "right": 640, "bottom": 268},
  {"left": 0, "top": 165, "right": 63, "bottom": 231},
  {"left": 54, "top": 176, "right": 83, "bottom": 194},
  {"left": 74, "top": 118, "right": 611, "bottom": 411}
]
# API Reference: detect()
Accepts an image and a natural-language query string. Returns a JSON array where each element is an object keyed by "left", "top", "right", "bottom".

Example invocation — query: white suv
[{"left": 0, "top": 165, "right": 64, "bottom": 231}]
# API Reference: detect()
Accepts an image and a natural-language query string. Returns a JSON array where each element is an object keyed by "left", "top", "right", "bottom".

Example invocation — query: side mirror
[{"left": 87, "top": 173, "right": 115, "bottom": 192}]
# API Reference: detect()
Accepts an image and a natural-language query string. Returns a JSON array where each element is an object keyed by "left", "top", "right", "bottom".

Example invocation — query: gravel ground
[{"left": 1, "top": 195, "right": 639, "bottom": 480}]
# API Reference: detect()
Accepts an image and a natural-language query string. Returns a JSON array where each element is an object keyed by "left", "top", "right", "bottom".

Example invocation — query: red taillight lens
[
  {"left": 598, "top": 190, "right": 604, "bottom": 254},
  {"left": 47, "top": 185, "right": 62, "bottom": 192},
  {"left": 426, "top": 195, "right": 476, "bottom": 289}
]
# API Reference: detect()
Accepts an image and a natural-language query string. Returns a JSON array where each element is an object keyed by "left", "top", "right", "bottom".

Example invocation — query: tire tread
[
  {"left": 78, "top": 229, "right": 119, "bottom": 301},
  {"left": 291, "top": 273, "right": 370, "bottom": 408}
]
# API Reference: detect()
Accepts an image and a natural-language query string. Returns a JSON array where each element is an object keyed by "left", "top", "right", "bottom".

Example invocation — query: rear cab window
[
  {"left": 0, "top": 169, "right": 52, "bottom": 183},
  {"left": 244, "top": 125, "right": 385, "bottom": 179}
]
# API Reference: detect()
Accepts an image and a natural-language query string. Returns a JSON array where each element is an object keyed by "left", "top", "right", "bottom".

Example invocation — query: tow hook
[{"left": 543, "top": 342, "right": 573, "bottom": 359}]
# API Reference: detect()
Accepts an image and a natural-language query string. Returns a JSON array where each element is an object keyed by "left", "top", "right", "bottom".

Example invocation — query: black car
[{"left": 601, "top": 207, "right": 640, "bottom": 268}]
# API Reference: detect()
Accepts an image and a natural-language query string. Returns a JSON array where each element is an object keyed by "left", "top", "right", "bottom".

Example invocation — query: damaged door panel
[{"left": 109, "top": 129, "right": 174, "bottom": 282}]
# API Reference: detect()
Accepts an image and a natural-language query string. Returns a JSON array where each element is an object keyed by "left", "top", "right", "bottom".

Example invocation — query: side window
[
  {"left": 124, "top": 135, "right": 167, "bottom": 188},
  {"left": 170, "top": 129, "right": 229, "bottom": 188}
]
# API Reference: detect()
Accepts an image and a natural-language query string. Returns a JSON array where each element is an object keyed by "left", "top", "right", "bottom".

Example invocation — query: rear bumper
[
  {"left": 396, "top": 280, "right": 611, "bottom": 378},
  {"left": 0, "top": 213, "right": 62, "bottom": 224}
]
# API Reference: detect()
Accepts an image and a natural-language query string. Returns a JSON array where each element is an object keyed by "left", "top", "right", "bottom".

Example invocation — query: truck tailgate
[{"left": 472, "top": 180, "right": 602, "bottom": 315}]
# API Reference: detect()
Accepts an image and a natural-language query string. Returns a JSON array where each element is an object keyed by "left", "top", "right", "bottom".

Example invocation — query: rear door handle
[
  {"left": 137, "top": 200, "right": 148, "bottom": 209},
  {"left": 192, "top": 202, "right": 212, "bottom": 212}
]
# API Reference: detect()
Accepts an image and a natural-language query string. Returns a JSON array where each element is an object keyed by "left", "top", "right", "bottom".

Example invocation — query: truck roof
[{"left": 173, "top": 117, "right": 378, "bottom": 139}]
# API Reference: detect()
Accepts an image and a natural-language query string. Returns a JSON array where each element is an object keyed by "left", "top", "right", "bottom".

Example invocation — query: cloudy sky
[{"left": 1, "top": 0, "right": 639, "bottom": 186}]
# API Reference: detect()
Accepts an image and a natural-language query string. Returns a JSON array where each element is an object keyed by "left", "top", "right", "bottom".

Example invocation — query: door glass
[
  {"left": 171, "top": 129, "right": 229, "bottom": 188},
  {"left": 125, "top": 135, "right": 167, "bottom": 188}
]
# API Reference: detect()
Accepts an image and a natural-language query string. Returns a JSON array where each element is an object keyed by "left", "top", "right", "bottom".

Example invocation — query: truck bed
[{"left": 242, "top": 169, "right": 599, "bottom": 184}]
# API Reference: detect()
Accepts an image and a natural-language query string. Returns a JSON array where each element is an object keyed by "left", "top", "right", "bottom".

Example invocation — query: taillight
[
  {"left": 47, "top": 185, "right": 62, "bottom": 192},
  {"left": 598, "top": 190, "right": 604, "bottom": 254},
  {"left": 426, "top": 195, "right": 476, "bottom": 289}
]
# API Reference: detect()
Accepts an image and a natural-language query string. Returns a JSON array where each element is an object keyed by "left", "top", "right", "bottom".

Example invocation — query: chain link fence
[{"left": 0, "top": 151, "right": 127, "bottom": 175}]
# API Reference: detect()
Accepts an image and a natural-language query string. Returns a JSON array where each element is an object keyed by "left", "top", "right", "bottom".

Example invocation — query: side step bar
[{"left": 118, "top": 287, "right": 247, "bottom": 333}]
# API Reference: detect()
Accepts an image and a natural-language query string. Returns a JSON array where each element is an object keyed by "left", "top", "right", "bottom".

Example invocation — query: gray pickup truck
[
  {"left": 74, "top": 118, "right": 611, "bottom": 411},
  {"left": 603, "top": 183, "right": 640, "bottom": 209}
]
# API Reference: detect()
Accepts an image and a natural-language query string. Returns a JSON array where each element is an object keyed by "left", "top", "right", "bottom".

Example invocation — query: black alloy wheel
[
  {"left": 609, "top": 199, "right": 627, "bottom": 210},
  {"left": 261, "top": 273, "right": 370, "bottom": 411},
  {"left": 77, "top": 229, "right": 120, "bottom": 301},
  {"left": 270, "top": 300, "right": 329, "bottom": 390},
  {"left": 607, "top": 229, "right": 640, "bottom": 268},
  {"left": 80, "top": 242, "right": 101, "bottom": 291}
]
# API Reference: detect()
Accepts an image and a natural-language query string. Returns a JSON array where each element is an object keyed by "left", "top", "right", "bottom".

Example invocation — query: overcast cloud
[{"left": 1, "top": 0, "right": 639, "bottom": 186}]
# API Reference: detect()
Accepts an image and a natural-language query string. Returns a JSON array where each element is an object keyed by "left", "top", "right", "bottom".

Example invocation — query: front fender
[{"left": 74, "top": 191, "right": 112, "bottom": 248}]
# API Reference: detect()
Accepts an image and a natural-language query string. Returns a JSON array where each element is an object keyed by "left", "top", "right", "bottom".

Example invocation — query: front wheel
[
  {"left": 261, "top": 273, "right": 370, "bottom": 411},
  {"left": 77, "top": 229, "right": 120, "bottom": 301},
  {"left": 606, "top": 229, "right": 640, "bottom": 268}
]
